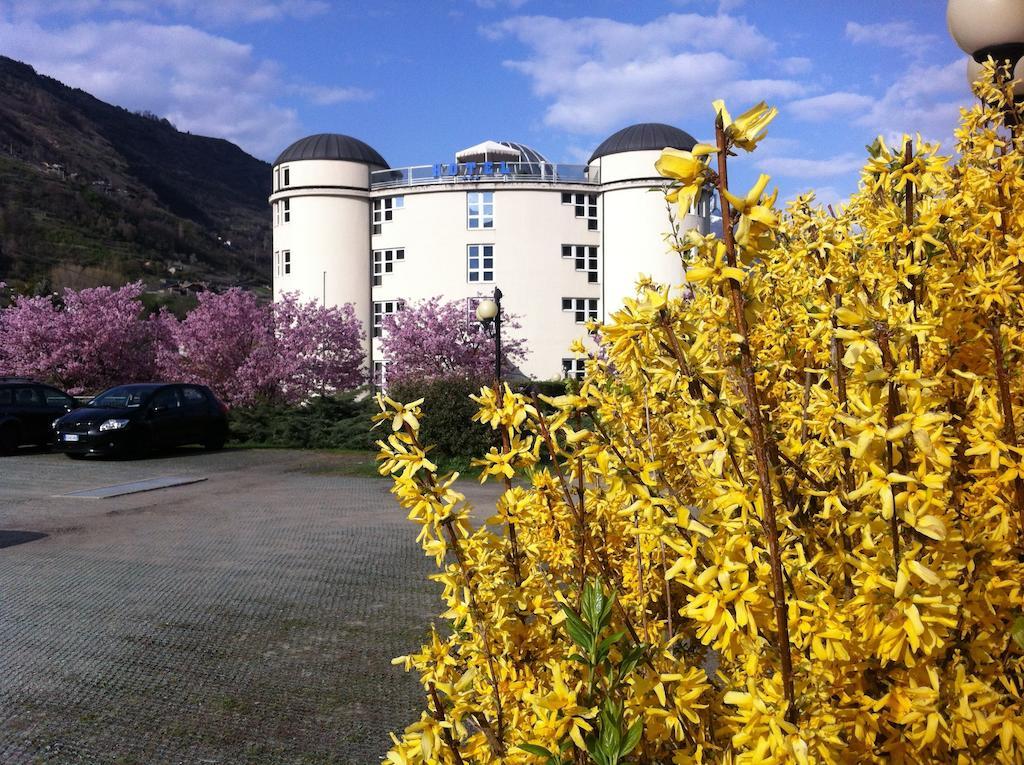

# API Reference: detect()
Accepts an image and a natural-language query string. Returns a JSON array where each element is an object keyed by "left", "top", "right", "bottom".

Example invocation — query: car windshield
[{"left": 87, "top": 387, "right": 156, "bottom": 409}]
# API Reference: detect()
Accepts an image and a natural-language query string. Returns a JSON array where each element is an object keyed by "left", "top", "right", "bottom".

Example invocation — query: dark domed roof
[
  {"left": 497, "top": 141, "right": 549, "bottom": 164},
  {"left": 274, "top": 133, "right": 388, "bottom": 168},
  {"left": 588, "top": 123, "right": 697, "bottom": 163}
]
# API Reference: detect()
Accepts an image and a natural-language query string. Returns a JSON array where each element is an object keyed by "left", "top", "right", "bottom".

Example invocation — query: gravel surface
[{"left": 0, "top": 448, "right": 469, "bottom": 764}]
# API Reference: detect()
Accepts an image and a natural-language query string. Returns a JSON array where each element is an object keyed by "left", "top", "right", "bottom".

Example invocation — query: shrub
[
  {"left": 377, "top": 78, "right": 1024, "bottom": 764},
  {"left": 388, "top": 376, "right": 495, "bottom": 460},
  {"left": 228, "top": 390, "right": 376, "bottom": 450}
]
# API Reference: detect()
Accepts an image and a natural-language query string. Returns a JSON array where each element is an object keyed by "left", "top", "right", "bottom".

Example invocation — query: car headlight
[
  {"left": 52, "top": 418, "right": 62, "bottom": 429},
  {"left": 99, "top": 418, "right": 130, "bottom": 432}
]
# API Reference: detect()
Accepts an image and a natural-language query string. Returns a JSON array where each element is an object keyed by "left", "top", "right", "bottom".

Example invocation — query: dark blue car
[
  {"left": 53, "top": 383, "right": 228, "bottom": 458},
  {"left": 0, "top": 377, "right": 80, "bottom": 454}
]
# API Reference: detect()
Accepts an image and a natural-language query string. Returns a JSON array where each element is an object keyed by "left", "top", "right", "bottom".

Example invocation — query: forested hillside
[{"left": 0, "top": 56, "right": 272, "bottom": 293}]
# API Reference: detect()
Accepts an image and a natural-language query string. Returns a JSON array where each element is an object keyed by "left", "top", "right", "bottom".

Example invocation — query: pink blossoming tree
[
  {"left": 0, "top": 283, "right": 365, "bottom": 404},
  {"left": 379, "top": 295, "right": 527, "bottom": 386},
  {"left": 0, "top": 281, "right": 160, "bottom": 393},
  {"left": 157, "top": 289, "right": 365, "bottom": 406},
  {"left": 273, "top": 292, "right": 365, "bottom": 399}
]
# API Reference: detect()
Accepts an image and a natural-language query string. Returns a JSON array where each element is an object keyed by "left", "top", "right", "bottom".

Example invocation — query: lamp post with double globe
[
  {"left": 475, "top": 287, "right": 503, "bottom": 388},
  {"left": 948, "top": 0, "right": 1024, "bottom": 102}
]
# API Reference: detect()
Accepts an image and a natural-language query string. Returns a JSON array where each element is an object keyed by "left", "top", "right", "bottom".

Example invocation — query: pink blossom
[
  {"left": 0, "top": 282, "right": 159, "bottom": 394},
  {"left": 379, "top": 295, "right": 527, "bottom": 386}
]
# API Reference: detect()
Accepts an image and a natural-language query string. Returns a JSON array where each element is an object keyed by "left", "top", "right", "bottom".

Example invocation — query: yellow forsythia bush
[{"left": 377, "top": 64, "right": 1024, "bottom": 764}]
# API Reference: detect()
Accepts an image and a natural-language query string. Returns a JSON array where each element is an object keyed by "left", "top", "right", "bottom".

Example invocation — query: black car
[
  {"left": 0, "top": 377, "right": 80, "bottom": 454},
  {"left": 53, "top": 383, "right": 229, "bottom": 458}
]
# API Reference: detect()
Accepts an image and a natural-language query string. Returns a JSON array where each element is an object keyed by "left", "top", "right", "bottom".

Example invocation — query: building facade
[{"left": 268, "top": 124, "right": 710, "bottom": 383}]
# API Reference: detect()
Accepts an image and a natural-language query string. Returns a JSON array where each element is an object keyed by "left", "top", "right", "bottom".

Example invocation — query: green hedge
[
  {"left": 228, "top": 390, "right": 376, "bottom": 450},
  {"left": 227, "top": 378, "right": 570, "bottom": 457}
]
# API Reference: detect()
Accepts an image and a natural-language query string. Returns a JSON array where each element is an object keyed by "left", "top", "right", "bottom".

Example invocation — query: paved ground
[{"left": 0, "top": 447, "right": 492, "bottom": 764}]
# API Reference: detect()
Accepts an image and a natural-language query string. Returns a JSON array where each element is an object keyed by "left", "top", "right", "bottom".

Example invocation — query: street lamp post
[
  {"left": 949, "top": 0, "right": 1024, "bottom": 99},
  {"left": 475, "top": 287, "right": 503, "bottom": 388},
  {"left": 474, "top": 285, "right": 524, "bottom": 586}
]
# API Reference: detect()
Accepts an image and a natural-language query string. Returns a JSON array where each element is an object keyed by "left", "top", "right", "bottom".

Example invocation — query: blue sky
[{"left": 0, "top": 0, "right": 969, "bottom": 205}]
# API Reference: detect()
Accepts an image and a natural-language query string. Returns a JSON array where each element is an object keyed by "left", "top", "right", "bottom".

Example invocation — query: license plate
[{"left": 63, "top": 434, "right": 79, "bottom": 442}]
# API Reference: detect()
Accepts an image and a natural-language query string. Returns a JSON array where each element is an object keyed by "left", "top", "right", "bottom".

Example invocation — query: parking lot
[{"left": 0, "top": 448, "right": 460, "bottom": 764}]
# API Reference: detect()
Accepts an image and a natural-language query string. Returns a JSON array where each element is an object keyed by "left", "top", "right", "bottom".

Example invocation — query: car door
[
  {"left": 179, "top": 386, "right": 209, "bottom": 444},
  {"left": 147, "top": 387, "right": 185, "bottom": 447},
  {"left": 38, "top": 386, "right": 78, "bottom": 442},
  {"left": 13, "top": 385, "right": 48, "bottom": 445}
]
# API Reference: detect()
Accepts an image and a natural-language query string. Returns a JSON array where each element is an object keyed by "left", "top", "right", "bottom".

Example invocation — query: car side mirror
[{"left": 150, "top": 404, "right": 166, "bottom": 415}]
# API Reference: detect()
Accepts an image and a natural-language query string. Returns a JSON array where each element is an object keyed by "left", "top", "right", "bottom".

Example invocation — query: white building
[{"left": 268, "top": 125, "right": 711, "bottom": 383}]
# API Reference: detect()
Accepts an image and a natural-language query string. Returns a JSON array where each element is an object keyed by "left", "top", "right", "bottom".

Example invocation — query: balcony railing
[{"left": 371, "top": 162, "right": 597, "bottom": 189}]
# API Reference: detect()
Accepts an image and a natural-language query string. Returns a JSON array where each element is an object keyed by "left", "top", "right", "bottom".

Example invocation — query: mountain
[{"left": 0, "top": 55, "right": 272, "bottom": 295}]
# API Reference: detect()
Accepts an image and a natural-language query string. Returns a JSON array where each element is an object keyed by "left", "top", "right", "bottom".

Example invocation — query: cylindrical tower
[
  {"left": 269, "top": 133, "right": 388, "bottom": 363},
  {"left": 588, "top": 123, "right": 710, "bottom": 321}
]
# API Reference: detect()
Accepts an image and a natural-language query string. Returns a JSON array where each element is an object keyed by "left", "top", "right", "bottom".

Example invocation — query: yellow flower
[
  {"left": 656, "top": 145, "right": 715, "bottom": 212},
  {"left": 713, "top": 99, "right": 777, "bottom": 151},
  {"left": 685, "top": 239, "right": 746, "bottom": 285}
]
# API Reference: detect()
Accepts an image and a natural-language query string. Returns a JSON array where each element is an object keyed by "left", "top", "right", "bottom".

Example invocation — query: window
[
  {"left": 283, "top": 250, "right": 291, "bottom": 275},
  {"left": 274, "top": 167, "right": 280, "bottom": 190},
  {"left": 563, "top": 192, "right": 598, "bottom": 230},
  {"left": 562, "top": 244, "right": 599, "bottom": 283},
  {"left": 562, "top": 297, "right": 599, "bottom": 324},
  {"left": 373, "top": 248, "right": 405, "bottom": 286},
  {"left": 182, "top": 386, "right": 207, "bottom": 406},
  {"left": 274, "top": 250, "right": 280, "bottom": 276},
  {"left": 282, "top": 166, "right": 291, "bottom": 187},
  {"left": 373, "top": 361, "right": 388, "bottom": 389},
  {"left": 562, "top": 358, "right": 586, "bottom": 380},
  {"left": 151, "top": 387, "right": 181, "bottom": 410},
  {"left": 372, "top": 300, "right": 405, "bottom": 338},
  {"left": 41, "top": 387, "right": 75, "bottom": 407},
  {"left": 373, "top": 196, "right": 404, "bottom": 234},
  {"left": 467, "top": 191, "right": 494, "bottom": 229},
  {"left": 282, "top": 198, "right": 290, "bottom": 223},
  {"left": 467, "top": 244, "right": 494, "bottom": 283},
  {"left": 14, "top": 387, "right": 42, "bottom": 406}
]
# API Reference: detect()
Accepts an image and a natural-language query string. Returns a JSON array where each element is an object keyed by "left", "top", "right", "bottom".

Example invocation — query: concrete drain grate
[
  {"left": 0, "top": 530, "right": 48, "bottom": 548},
  {"left": 57, "top": 476, "right": 207, "bottom": 499}
]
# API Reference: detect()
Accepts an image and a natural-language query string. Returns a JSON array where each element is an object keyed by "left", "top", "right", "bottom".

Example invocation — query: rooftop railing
[{"left": 370, "top": 162, "right": 597, "bottom": 189}]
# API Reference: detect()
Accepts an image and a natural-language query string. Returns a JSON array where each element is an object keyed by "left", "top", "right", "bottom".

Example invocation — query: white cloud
[
  {"left": 788, "top": 91, "right": 875, "bottom": 122},
  {"left": 0, "top": 17, "right": 318, "bottom": 157},
  {"left": 845, "top": 21, "right": 939, "bottom": 59},
  {"left": 487, "top": 13, "right": 803, "bottom": 134},
  {"left": 856, "top": 58, "right": 968, "bottom": 144},
  {"left": 757, "top": 153, "right": 864, "bottom": 179},
  {"left": 473, "top": 0, "right": 529, "bottom": 8},
  {"left": 0, "top": 0, "right": 329, "bottom": 24},
  {"left": 778, "top": 56, "right": 812, "bottom": 76},
  {"left": 292, "top": 83, "right": 373, "bottom": 106}
]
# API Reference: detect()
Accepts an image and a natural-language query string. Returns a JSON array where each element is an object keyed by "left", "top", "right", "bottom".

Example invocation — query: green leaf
[
  {"left": 598, "top": 589, "right": 616, "bottom": 631},
  {"left": 619, "top": 644, "right": 645, "bottom": 678},
  {"left": 561, "top": 606, "right": 593, "bottom": 652},
  {"left": 582, "top": 578, "right": 602, "bottom": 628},
  {"left": 586, "top": 733, "right": 608, "bottom": 765},
  {"left": 519, "top": 743, "right": 554, "bottom": 758},
  {"left": 597, "top": 630, "right": 626, "bottom": 657},
  {"left": 1012, "top": 615, "right": 1024, "bottom": 649},
  {"left": 621, "top": 719, "right": 643, "bottom": 757}
]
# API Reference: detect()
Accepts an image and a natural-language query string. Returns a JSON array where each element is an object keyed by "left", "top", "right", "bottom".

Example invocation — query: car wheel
[
  {"left": 0, "top": 425, "right": 19, "bottom": 455},
  {"left": 203, "top": 432, "right": 226, "bottom": 451}
]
